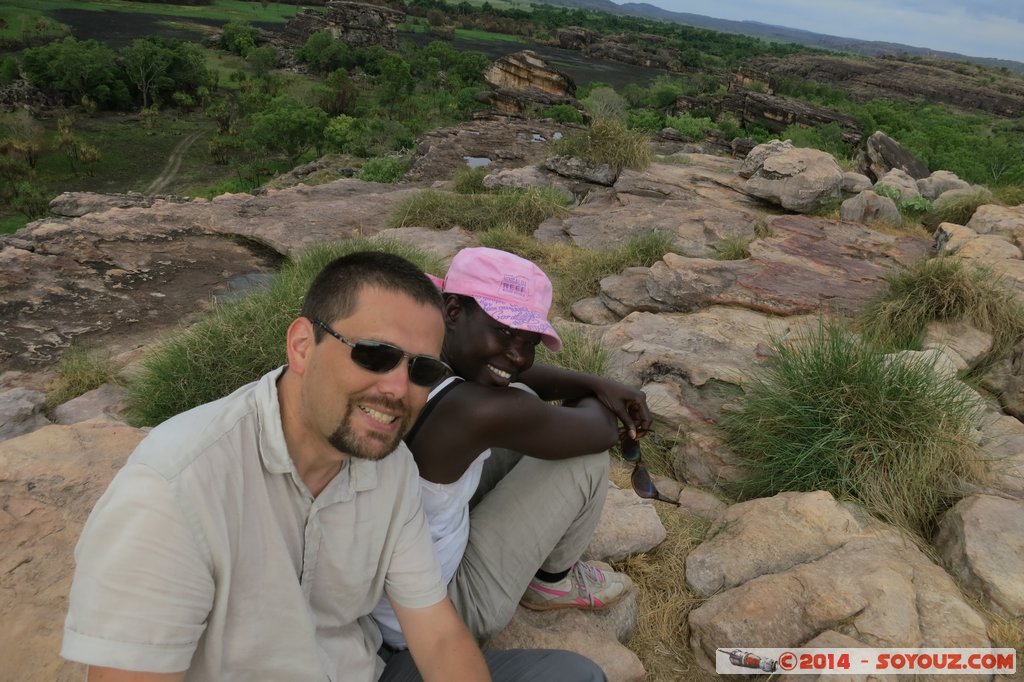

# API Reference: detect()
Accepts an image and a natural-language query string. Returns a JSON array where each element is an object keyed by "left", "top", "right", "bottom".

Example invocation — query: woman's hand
[{"left": 590, "top": 377, "right": 652, "bottom": 440}]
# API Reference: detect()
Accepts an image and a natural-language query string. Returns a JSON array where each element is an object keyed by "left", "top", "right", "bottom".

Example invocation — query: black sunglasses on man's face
[
  {"left": 621, "top": 436, "right": 680, "bottom": 506},
  {"left": 311, "top": 319, "right": 452, "bottom": 388}
]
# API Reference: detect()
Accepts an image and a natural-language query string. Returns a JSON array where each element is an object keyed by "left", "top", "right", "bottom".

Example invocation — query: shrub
[
  {"left": 552, "top": 119, "right": 653, "bottom": 173},
  {"left": 665, "top": 114, "right": 713, "bottom": 141},
  {"left": 993, "top": 185, "right": 1024, "bottom": 206},
  {"left": 46, "top": 345, "right": 118, "bottom": 409},
  {"left": 627, "top": 109, "right": 665, "bottom": 132},
  {"left": 781, "top": 121, "right": 853, "bottom": 162},
  {"left": 357, "top": 156, "right": 407, "bottom": 183},
  {"left": 859, "top": 256, "right": 1024, "bottom": 359},
  {"left": 921, "top": 190, "right": 991, "bottom": 231},
  {"left": 543, "top": 104, "right": 584, "bottom": 125},
  {"left": 723, "top": 322, "right": 982, "bottom": 535},
  {"left": 874, "top": 184, "right": 933, "bottom": 217},
  {"left": 0, "top": 57, "right": 18, "bottom": 87},
  {"left": 389, "top": 187, "right": 572, "bottom": 233},
  {"left": 583, "top": 87, "right": 628, "bottom": 122},
  {"left": 125, "top": 240, "right": 443, "bottom": 426}
]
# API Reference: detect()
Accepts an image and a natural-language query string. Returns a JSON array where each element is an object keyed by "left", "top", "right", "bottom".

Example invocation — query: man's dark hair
[{"left": 302, "top": 251, "right": 442, "bottom": 342}]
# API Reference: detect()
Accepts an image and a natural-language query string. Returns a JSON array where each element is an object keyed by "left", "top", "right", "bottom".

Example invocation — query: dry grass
[{"left": 611, "top": 506, "right": 715, "bottom": 682}]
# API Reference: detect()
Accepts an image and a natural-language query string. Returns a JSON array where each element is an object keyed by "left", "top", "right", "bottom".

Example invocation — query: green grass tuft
[
  {"left": 125, "top": 239, "right": 443, "bottom": 427},
  {"left": 859, "top": 256, "right": 1024, "bottom": 359},
  {"left": 921, "top": 190, "right": 990, "bottom": 231},
  {"left": 357, "top": 156, "right": 408, "bottom": 183},
  {"left": 450, "top": 166, "right": 489, "bottom": 194},
  {"left": 722, "top": 322, "right": 983, "bottom": 536},
  {"left": 45, "top": 345, "right": 119, "bottom": 409},
  {"left": 389, "top": 187, "right": 572, "bottom": 234},
  {"left": 536, "top": 325, "right": 609, "bottom": 377},
  {"left": 551, "top": 118, "right": 653, "bottom": 173},
  {"left": 711, "top": 235, "right": 751, "bottom": 260}
]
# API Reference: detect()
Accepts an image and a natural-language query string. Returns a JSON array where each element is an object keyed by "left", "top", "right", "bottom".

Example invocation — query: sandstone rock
[
  {"left": 543, "top": 155, "right": 617, "bottom": 186},
  {"left": 407, "top": 118, "right": 575, "bottom": 182},
  {"left": 570, "top": 296, "right": 620, "bottom": 325},
  {"left": 917, "top": 170, "right": 971, "bottom": 200},
  {"left": 922, "top": 321, "right": 993, "bottom": 371},
  {"left": 720, "top": 90, "right": 862, "bottom": 145},
  {"left": 933, "top": 222, "right": 1022, "bottom": 262},
  {"left": 776, "top": 630, "right": 889, "bottom": 682},
  {"left": 582, "top": 33, "right": 682, "bottom": 72},
  {"left": 934, "top": 185, "right": 993, "bottom": 207},
  {"left": 981, "top": 338, "right": 1024, "bottom": 420},
  {"left": 52, "top": 383, "right": 128, "bottom": 425},
  {"left": 841, "top": 171, "right": 872, "bottom": 193},
  {"left": 967, "top": 204, "right": 1024, "bottom": 245},
  {"left": 585, "top": 485, "right": 667, "bottom": 562},
  {"left": 598, "top": 216, "right": 929, "bottom": 318},
  {"left": 935, "top": 494, "right": 1024, "bottom": 617},
  {"left": 373, "top": 226, "right": 476, "bottom": 263},
  {"left": 48, "top": 191, "right": 157, "bottom": 217},
  {"left": 883, "top": 348, "right": 961, "bottom": 381},
  {"left": 553, "top": 26, "right": 599, "bottom": 50},
  {"left": 0, "top": 422, "right": 146, "bottom": 681},
  {"left": 738, "top": 139, "right": 794, "bottom": 179},
  {"left": 862, "top": 130, "right": 930, "bottom": 181},
  {"left": 874, "top": 168, "right": 920, "bottom": 200},
  {"left": 687, "top": 492, "right": 990, "bottom": 673},
  {"left": 280, "top": 0, "right": 404, "bottom": 49},
  {"left": 678, "top": 485, "right": 727, "bottom": 521},
  {"left": 744, "top": 147, "right": 844, "bottom": 214},
  {"left": 748, "top": 54, "right": 1024, "bottom": 121},
  {"left": 974, "top": 410, "right": 1024, "bottom": 498},
  {"left": 673, "top": 429, "right": 746, "bottom": 488},
  {"left": 0, "top": 387, "right": 50, "bottom": 441},
  {"left": 839, "top": 190, "right": 901, "bottom": 226},
  {"left": 1, "top": 180, "right": 440, "bottom": 371},
  {"left": 481, "top": 51, "right": 578, "bottom": 116},
  {"left": 483, "top": 166, "right": 551, "bottom": 190}
]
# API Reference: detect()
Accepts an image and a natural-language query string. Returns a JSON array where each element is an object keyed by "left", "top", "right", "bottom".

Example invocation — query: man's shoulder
[{"left": 129, "top": 370, "right": 279, "bottom": 480}]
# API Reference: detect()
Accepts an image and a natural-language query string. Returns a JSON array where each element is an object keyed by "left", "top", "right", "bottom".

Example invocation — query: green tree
[
  {"left": 220, "top": 20, "right": 259, "bottom": 57},
  {"left": 246, "top": 46, "right": 278, "bottom": 80},
  {"left": 323, "top": 114, "right": 359, "bottom": 153},
  {"left": 120, "top": 38, "right": 174, "bottom": 109},
  {"left": 241, "top": 96, "right": 328, "bottom": 164},
  {"left": 22, "top": 38, "right": 130, "bottom": 109},
  {"left": 296, "top": 31, "right": 352, "bottom": 74}
]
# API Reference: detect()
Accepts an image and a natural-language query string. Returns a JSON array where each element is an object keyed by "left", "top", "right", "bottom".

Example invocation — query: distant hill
[{"left": 532, "top": 0, "right": 1024, "bottom": 74}]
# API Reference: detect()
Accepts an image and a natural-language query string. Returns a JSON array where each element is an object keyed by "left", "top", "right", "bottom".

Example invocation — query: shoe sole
[{"left": 518, "top": 588, "right": 629, "bottom": 612}]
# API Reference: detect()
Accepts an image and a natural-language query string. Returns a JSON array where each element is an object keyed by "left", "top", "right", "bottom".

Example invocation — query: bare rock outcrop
[
  {"left": 687, "top": 492, "right": 991, "bottom": 674},
  {"left": 861, "top": 130, "right": 930, "bottom": 182},
  {"left": 875, "top": 168, "right": 921, "bottom": 200},
  {"left": 935, "top": 494, "right": 1024, "bottom": 618},
  {"left": 749, "top": 54, "right": 1024, "bottom": 120},
  {"left": 720, "top": 89, "right": 862, "bottom": 144},
  {"left": 407, "top": 118, "right": 575, "bottom": 182},
  {"left": 280, "top": 0, "right": 404, "bottom": 49},
  {"left": 743, "top": 147, "right": 844, "bottom": 214},
  {"left": 480, "top": 51, "right": 579, "bottom": 116},
  {"left": 840, "top": 189, "right": 901, "bottom": 226},
  {"left": 917, "top": 170, "right": 971, "bottom": 200},
  {"left": 0, "top": 422, "right": 147, "bottom": 682},
  {"left": 597, "top": 215, "right": 929, "bottom": 318}
]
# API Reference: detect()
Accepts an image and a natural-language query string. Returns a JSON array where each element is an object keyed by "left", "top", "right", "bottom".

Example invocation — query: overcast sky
[{"left": 637, "top": 0, "right": 1024, "bottom": 63}]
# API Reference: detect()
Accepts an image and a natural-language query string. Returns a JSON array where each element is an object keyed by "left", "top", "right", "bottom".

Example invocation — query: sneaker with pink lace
[{"left": 519, "top": 561, "right": 633, "bottom": 611}]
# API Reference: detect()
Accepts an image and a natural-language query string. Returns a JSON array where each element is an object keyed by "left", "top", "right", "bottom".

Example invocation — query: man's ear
[
  {"left": 285, "top": 317, "right": 316, "bottom": 375},
  {"left": 442, "top": 294, "right": 462, "bottom": 328}
]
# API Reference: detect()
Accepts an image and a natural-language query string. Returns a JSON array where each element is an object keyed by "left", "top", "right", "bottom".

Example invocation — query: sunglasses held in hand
[
  {"left": 621, "top": 436, "right": 680, "bottom": 506},
  {"left": 312, "top": 319, "right": 452, "bottom": 387}
]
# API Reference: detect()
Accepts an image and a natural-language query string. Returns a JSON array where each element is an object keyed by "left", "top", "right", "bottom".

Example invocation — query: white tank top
[{"left": 371, "top": 377, "right": 490, "bottom": 649}]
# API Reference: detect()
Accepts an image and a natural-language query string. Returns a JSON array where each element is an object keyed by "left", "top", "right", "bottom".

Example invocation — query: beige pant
[{"left": 448, "top": 448, "right": 610, "bottom": 642}]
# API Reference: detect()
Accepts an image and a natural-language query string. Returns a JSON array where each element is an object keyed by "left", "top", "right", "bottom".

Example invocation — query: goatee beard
[{"left": 328, "top": 396, "right": 409, "bottom": 461}]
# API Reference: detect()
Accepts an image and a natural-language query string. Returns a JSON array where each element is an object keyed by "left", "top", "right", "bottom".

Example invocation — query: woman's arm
[{"left": 519, "top": 364, "right": 652, "bottom": 438}]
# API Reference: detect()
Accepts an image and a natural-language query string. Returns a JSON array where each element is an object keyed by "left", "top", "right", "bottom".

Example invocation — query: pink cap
[{"left": 439, "top": 247, "right": 562, "bottom": 351}]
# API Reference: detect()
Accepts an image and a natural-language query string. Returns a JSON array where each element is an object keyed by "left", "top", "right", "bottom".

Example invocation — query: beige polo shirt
[{"left": 62, "top": 367, "right": 446, "bottom": 681}]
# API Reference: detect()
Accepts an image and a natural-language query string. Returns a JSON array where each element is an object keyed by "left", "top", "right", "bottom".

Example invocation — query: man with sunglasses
[{"left": 62, "top": 251, "right": 605, "bottom": 682}]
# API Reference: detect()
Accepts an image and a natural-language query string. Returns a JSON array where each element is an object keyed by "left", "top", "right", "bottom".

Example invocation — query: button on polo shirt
[{"left": 62, "top": 367, "right": 445, "bottom": 681}]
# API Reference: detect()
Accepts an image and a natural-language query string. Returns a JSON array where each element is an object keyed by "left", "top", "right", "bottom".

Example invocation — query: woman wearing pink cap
[{"left": 373, "top": 247, "right": 652, "bottom": 661}]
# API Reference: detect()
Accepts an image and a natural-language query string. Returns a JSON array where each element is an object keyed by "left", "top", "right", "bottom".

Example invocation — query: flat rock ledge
[{"left": 686, "top": 491, "right": 991, "bottom": 678}]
